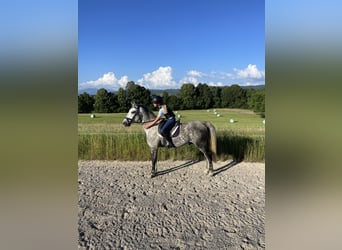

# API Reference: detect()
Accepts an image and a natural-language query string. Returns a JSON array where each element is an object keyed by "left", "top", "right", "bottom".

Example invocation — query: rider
[{"left": 143, "top": 96, "right": 176, "bottom": 148}]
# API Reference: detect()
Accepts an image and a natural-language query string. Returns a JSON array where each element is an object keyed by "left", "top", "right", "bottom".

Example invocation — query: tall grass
[
  {"left": 78, "top": 131, "right": 264, "bottom": 162},
  {"left": 217, "top": 130, "right": 265, "bottom": 162},
  {"left": 78, "top": 109, "right": 265, "bottom": 162},
  {"left": 78, "top": 133, "right": 203, "bottom": 161}
]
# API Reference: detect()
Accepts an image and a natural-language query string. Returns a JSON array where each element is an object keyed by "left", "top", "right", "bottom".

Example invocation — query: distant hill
[
  {"left": 78, "top": 88, "right": 100, "bottom": 95},
  {"left": 149, "top": 89, "right": 179, "bottom": 95},
  {"left": 150, "top": 85, "right": 265, "bottom": 95},
  {"left": 241, "top": 85, "right": 265, "bottom": 90},
  {"left": 78, "top": 85, "right": 265, "bottom": 95}
]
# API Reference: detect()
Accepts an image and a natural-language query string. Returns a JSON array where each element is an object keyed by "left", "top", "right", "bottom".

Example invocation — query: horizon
[{"left": 78, "top": 82, "right": 265, "bottom": 95}]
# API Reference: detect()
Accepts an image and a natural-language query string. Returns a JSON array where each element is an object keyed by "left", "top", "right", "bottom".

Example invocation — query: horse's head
[{"left": 122, "top": 103, "right": 142, "bottom": 127}]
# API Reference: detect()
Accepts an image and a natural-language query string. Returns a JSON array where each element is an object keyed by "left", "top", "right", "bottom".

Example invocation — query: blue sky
[{"left": 79, "top": 0, "right": 265, "bottom": 91}]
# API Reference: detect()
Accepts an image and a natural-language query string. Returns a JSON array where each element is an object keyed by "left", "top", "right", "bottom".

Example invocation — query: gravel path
[{"left": 78, "top": 160, "right": 265, "bottom": 249}]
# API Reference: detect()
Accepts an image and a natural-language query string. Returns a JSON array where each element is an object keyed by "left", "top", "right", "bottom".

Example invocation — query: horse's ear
[{"left": 131, "top": 101, "right": 136, "bottom": 107}]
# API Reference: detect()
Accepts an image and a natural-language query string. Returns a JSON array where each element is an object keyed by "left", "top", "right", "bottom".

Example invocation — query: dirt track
[{"left": 78, "top": 160, "right": 265, "bottom": 249}]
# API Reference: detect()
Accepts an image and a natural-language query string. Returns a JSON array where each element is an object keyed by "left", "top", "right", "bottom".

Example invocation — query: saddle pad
[{"left": 170, "top": 122, "right": 180, "bottom": 137}]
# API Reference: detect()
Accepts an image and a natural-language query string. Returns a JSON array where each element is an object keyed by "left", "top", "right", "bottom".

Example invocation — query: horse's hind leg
[
  {"left": 150, "top": 148, "right": 158, "bottom": 178},
  {"left": 199, "top": 148, "right": 214, "bottom": 176}
]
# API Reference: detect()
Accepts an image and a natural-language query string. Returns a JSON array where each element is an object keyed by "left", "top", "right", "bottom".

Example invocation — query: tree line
[{"left": 78, "top": 81, "right": 265, "bottom": 116}]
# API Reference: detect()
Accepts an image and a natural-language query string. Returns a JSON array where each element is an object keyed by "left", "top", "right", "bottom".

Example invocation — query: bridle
[
  {"left": 125, "top": 106, "right": 142, "bottom": 124},
  {"left": 125, "top": 105, "right": 156, "bottom": 125}
]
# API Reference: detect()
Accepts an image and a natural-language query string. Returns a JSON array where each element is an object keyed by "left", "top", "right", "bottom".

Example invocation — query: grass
[{"left": 78, "top": 109, "right": 265, "bottom": 162}]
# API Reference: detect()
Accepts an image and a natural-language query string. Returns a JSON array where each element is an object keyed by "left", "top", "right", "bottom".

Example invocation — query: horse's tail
[{"left": 204, "top": 122, "right": 217, "bottom": 162}]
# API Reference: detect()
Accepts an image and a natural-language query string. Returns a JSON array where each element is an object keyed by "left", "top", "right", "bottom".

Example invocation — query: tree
[
  {"left": 221, "top": 84, "right": 248, "bottom": 108},
  {"left": 210, "top": 86, "right": 221, "bottom": 108},
  {"left": 248, "top": 89, "right": 265, "bottom": 116},
  {"left": 78, "top": 92, "right": 94, "bottom": 113},
  {"left": 178, "top": 83, "right": 196, "bottom": 110},
  {"left": 116, "top": 87, "right": 129, "bottom": 112},
  {"left": 195, "top": 83, "right": 213, "bottom": 109},
  {"left": 221, "top": 86, "right": 231, "bottom": 108},
  {"left": 167, "top": 95, "right": 180, "bottom": 110},
  {"left": 94, "top": 88, "right": 112, "bottom": 113},
  {"left": 126, "top": 81, "right": 151, "bottom": 105},
  {"left": 162, "top": 91, "right": 169, "bottom": 105},
  {"left": 107, "top": 92, "right": 118, "bottom": 113}
]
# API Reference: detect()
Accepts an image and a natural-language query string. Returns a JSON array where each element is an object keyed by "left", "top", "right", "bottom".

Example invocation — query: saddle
[{"left": 158, "top": 119, "right": 181, "bottom": 138}]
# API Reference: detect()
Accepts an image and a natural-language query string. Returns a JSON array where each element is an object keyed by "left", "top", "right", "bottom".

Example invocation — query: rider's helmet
[{"left": 152, "top": 96, "right": 163, "bottom": 105}]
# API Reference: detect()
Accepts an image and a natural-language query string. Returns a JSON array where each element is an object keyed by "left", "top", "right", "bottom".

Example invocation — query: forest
[{"left": 78, "top": 81, "right": 265, "bottom": 116}]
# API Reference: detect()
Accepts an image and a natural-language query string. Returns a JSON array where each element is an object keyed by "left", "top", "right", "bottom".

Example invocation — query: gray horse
[{"left": 122, "top": 103, "right": 217, "bottom": 177}]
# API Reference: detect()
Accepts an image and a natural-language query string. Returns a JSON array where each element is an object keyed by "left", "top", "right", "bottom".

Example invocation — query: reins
[{"left": 141, "top": 119, "right": 156, "bottom": 124}]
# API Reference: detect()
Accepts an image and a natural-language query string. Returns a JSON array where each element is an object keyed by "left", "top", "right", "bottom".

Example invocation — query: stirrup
[
  {"left": 166, "top": 144, "right": 175, "bottom": 148},
  {"left": 165, "top": 141, "right": 175, "bottom": 148}
]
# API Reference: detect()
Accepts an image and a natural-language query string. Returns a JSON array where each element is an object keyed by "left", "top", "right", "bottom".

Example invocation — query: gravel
[{"left": 78, "top": 160, "right": 265, "bottom": 249}]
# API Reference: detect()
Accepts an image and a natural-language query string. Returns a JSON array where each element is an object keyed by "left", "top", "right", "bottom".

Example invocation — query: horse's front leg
[{"left": 151, "top": 148, "right": 158, "bottom": 178}]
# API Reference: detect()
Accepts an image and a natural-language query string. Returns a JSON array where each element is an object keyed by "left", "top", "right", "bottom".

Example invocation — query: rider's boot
[{"left": 165, "top": 134, "right": 175, "bottom": 148}]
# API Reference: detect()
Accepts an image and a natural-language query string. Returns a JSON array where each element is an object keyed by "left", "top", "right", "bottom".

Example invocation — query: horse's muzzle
[{"left": 122, "top": 118, "right": 131, "bottom": 127}]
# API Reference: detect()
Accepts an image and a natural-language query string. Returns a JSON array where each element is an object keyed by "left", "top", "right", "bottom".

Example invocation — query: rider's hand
[{"left": 143, "top": 123, "right": 150, "bottom": 129}]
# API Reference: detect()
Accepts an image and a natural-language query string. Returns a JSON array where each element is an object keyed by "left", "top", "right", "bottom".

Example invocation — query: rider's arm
[
  {"left": 144, "top": 108, "right": 164, "bottom": 129},
  {"left": 144, "top": 116, "right": 161, "bottom": 129}
]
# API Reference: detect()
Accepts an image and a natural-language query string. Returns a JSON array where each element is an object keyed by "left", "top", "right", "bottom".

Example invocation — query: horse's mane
[{"left": 137, "top": 104, "right": 156, "bottom": 119}]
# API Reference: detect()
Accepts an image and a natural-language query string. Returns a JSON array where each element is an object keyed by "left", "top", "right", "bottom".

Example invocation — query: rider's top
[{"left": 158, "top": 105, "right": 175, "bottom": 119}]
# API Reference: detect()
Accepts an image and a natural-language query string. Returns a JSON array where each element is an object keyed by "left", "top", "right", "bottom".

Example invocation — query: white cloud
[
  {"left": 187, "top": 70, "right": 206, "bottom": 77},
  {"left": 90, "top": 72, "right": 117, "bottom": 86},
  {"left": 181, "top": 66, "right": 265, "bottom": 87},
  {"left": 208, "top": 81, "right": 224, "bottom": 87},
  {"left": 118, "top": 75, "right": 129, "bottom": 87},
  {"left": 207, "top": 71, "right": 233, "bottom": 80},
  {"left": 137, "top": 66, "right": 177, "bottom": 89},
  {"left": 179, "top": 76, "right": 199, "bottom": 85},
  {"left": 225, "top": 73, "right": 234, "bottom": 78},
  {"left": 79, "top": 72, "right": 129, "bottom": 90},
  {"left": 234, "top": 64, "right": 265, "bottom": 79},
  {"left": 78, "top": 64, "right": 265, "bottom": 92}
]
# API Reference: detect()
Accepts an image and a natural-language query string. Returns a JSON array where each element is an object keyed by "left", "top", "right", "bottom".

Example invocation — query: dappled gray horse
[{"left": 123, "top": 103, "right": 217, "bottom": 177}]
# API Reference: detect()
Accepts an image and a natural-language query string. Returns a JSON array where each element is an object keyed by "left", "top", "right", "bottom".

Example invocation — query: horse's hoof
[
  {"left": 207, "top": 170, "right": 214, "bottom": 177},
  {"left": 151, "top": 172, "right": 157, "bottom": 178}
]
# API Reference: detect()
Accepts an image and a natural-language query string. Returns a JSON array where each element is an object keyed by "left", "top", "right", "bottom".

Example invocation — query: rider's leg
[{"left": 161, "top": 118, "right": 176, "bottom": 148}]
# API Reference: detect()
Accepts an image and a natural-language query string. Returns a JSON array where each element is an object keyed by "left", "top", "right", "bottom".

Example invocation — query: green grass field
[{"left": 78, "top": 109, "right": 265, "bottom": 162}]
